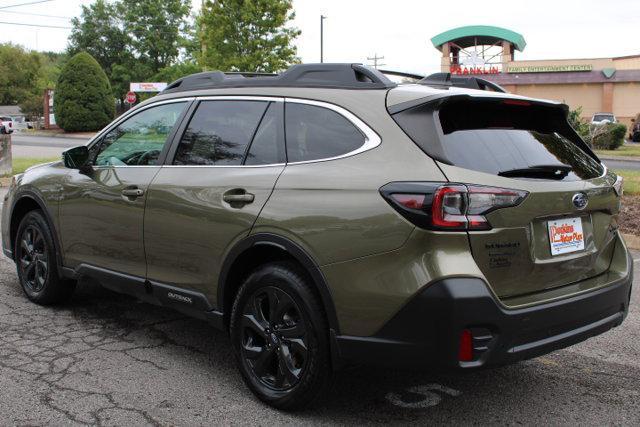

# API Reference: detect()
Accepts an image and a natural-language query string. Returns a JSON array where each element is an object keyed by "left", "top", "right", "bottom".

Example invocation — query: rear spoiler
[
  {"left": 379, "top": 70, "right": 508, "bottom": 93},
  {"left": 388, "top": 92, "right": 566, "bottom": 115},
  {"left": 419, "top": 73, "right": 507, "bottom": 93}
]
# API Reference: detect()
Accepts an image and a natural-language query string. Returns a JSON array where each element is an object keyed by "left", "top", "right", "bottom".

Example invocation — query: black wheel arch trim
[
  {"left": 10, "top": 190, "right": 65, "bottom": 277},
  {"left": 218, "top": 233, "right": 341, "bottom": 334}
]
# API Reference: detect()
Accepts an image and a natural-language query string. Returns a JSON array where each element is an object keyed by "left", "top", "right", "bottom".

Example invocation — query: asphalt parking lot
[{"left": 0, "top": 215, "right": 638, "bottom": 424}]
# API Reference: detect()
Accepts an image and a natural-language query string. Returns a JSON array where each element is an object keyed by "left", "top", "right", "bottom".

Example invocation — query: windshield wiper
[{"left": 498, "top": 164, "right": 572, "bottom": 179}]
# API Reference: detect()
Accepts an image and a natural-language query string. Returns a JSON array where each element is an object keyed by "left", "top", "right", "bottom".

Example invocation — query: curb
[
  {"left": 599, "top": 155, "right": 640, "bottom": 162},
  {"left": 15, "top": 131, "right": 95, "bottom": 140},
  {"left": 622, "top": 233, "right": 640, "bottom": 251}
]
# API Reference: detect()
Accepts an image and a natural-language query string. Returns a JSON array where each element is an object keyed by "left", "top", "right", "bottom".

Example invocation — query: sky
[{"left": 0, "top": 0, "right": 638, "bottom": 75}]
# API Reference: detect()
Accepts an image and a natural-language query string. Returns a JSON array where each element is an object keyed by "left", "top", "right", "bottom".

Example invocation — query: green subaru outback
[{"left": 1, "top": 64, "right": 633, "bottom": 410}]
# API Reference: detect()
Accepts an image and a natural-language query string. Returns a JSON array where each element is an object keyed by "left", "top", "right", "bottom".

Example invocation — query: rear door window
[
  {"left": 285, "top": 103, "right": 365, "bottom": 162},
  {"left": 394, "top": 99, "right": 603, "bottom": 181},
  {"left": 174, "top": 100, "right": 269, "bottom": 166}
]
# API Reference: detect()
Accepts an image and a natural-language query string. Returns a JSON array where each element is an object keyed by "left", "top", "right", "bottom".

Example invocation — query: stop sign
[{"left": 126, "top": 91, "right": 137, "bottom": 104}]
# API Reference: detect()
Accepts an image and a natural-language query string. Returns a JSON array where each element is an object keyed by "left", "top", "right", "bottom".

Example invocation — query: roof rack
[
  {"left": 161, "top": 63, "right": 397, "bottom": 94},
  {"left": 378, "top": 69, "right": 425, "bottom": 81},
  {"left": 419, "top": 72, "right": 507, "bottom": 93}
]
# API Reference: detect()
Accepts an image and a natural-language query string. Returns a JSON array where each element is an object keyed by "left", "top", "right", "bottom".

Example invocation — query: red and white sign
[
  {"left": 548, "top": 217, "right": 585, "bottom": 256},
  {"left": 130, "top": 82, "right": 168, "bottom": 92},
  {"left": 126, "top": 91, "right": 137, "bottom": 104}
]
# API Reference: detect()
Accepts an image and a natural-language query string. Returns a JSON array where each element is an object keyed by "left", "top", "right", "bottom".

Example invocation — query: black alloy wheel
[
  {"left": 230, "top": 262, "right": 331, "bottom": 410},
  {"left": 18, "top": 225, "right": 49, "bottom": 292},
  {"left": 240, "top": 286, "right": 308, "bottom": 390},
  {"left": 14, "top": 210, "right": 75, "bottom": 305}
]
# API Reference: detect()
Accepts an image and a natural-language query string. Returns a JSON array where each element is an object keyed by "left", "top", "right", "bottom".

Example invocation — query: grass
[
  {"left": 8, "top": 157, "right": 59, "bottom": 176},
  {"left": 595, "top": 144, "right": 640, "bottom": 158},
  {"left": 614, "top": 169, "right": 640, "bottom": 195}
]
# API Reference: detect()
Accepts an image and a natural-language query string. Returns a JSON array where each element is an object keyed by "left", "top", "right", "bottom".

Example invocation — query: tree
[
  {"left": 0, "top": 43, "right": 42, "bottom": 105},
  {"left": 54, "top": 52, "right": 115, "bottom": 132},
  {"left": 119, "top": 0, "right": 192, "bottom": 74},
  {"left": 198, "top": 0, "right": 300, "bottom": 72},
  {"left": 68, "top": 0, "right": 135, "bottom": 102},
  {"left": 68, "top": 0, "right": 193, "bottom": 113}
]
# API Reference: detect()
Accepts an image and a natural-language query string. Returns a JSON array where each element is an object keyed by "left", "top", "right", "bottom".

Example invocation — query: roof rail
[
  {"left": 161, "top": 63, "right": 397, "bottom": 94},
  {"left": 419, "top": 72, "right": 507, "bottom": 93}
]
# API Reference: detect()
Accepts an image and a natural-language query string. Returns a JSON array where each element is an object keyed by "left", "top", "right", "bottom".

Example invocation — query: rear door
[
  {"left": 143, "top": 97, "right": 286, "bottom": 302},
  {"left": 394, "top": 96, "right": 621, "bottom": 300}
]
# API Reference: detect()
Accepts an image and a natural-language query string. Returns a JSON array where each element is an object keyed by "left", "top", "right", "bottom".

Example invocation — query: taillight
[{"left": 382, "top": 182, "right": 528, "bottom": 231}]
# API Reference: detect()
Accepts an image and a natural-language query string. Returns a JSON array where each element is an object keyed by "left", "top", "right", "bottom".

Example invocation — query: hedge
[{"left": 54, "top": 52, "right": 114, "bottom": 132}]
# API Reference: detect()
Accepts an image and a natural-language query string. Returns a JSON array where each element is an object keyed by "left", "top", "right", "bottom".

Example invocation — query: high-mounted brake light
[
  {"left": 502, "top": 99, "right": 531, "bottom": 106},
  {"left": 381, "top": 182, "right": 528, "bottom": 231}
]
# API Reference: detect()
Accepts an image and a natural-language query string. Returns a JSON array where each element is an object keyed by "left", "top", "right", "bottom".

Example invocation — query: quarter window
[
  {"left": 94, "top": 102, "right": 186, "bottom": 166},
  {"left": 174, "top": 100, "right": 268, "bottom": 166},
  {"left": 285, "top": 103, "right": 365, "bottom": 162},
  {"left": 245, "top": 102, "right": 285, "bottom": 165}
]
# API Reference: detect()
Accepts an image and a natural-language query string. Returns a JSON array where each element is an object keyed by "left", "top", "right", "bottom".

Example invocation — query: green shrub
[
  {"left": 54, "top": 52, "right": 114, "bottom": 132},
  {"left": 591, "top": 123, "right": 627, "bottom": 150},
  {"left": 568, "top": 106, "right": 590, "bottom": 140}
]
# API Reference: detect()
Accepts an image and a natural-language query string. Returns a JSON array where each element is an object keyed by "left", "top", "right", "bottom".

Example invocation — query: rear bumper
[{"left": 335, "top": 255, "right": 633, "bottom": 369}]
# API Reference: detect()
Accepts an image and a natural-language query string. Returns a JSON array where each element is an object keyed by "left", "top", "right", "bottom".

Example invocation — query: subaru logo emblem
[{"left": 572, "top": 193, "right": 588, "bottom": 210}]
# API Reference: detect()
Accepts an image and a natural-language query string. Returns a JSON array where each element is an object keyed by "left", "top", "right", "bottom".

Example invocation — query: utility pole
[
  {"left": 367, "top": 53, "right": 385, "bottom": 69},
  {"left": 320, "top": 15, "right": 327, "bottom": 63},
  {"left": 201, "top": 0, "right": 207, "bottom": 70}
]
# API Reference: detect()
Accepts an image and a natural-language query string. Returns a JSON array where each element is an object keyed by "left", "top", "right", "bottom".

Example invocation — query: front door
[
  {"left": 58, "top": 100, "right": 189, "bottom": 278},
  {"left": 144, "top": 98, "right": 286, "bottom": 305}
]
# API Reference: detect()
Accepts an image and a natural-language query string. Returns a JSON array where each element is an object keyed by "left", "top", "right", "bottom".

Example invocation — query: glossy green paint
[
  {"left": 438, "top": 162, "right": 620, "bottom": 300},
  {"left": 58, "top": 166, "right": 161, "bottom": 277},
  {"left": 143, "top": 165, "right": 284, "bottom": 304},
  {"left": 0, "top": 82, "right": 629, "bottom": 339}
]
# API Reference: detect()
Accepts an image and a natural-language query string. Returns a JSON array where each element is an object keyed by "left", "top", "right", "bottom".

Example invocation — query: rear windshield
[{"left": 393, "top": 98, "right": 603, "bottom": 181}]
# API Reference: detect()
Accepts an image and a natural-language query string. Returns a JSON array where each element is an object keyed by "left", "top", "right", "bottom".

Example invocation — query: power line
[
  {"left": 0, "top": 20, "right": 71, "bottom": 29},
  {"left": 1, "top": 9, "right": 70, "bottom": 19},
  {"left": 0, "top": 0, "right": 54, "bottom": 10}
]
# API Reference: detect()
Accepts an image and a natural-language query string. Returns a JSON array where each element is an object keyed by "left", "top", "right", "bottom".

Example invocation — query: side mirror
[{"left": 63, "top": 146, "right": 91, "bottom": 170}]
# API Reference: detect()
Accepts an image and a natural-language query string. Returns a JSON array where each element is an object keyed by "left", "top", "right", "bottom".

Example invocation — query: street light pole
[{"left": 320, "top": 15, "right": 327, "bottom": 63}]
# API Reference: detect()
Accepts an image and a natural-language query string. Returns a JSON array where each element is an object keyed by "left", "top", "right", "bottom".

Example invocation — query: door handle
[
  {"left": 223, "top": 191, "right": 255, "bottom": 205},
  {"left": 122, "top": 188, "right": 144, "bottom": 198}
]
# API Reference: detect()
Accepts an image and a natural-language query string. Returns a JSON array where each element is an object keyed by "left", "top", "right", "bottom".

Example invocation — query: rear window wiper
[{"left": 498, "top": 164, "right": 572, "bottom": 179}]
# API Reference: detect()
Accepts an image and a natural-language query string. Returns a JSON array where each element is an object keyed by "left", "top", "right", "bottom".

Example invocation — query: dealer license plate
[{"left": 548, "top": 217, "right": 585, "bottom": 256}]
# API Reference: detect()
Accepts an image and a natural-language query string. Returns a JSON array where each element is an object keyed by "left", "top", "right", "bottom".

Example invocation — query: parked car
[
  {"left": 0, "top": 116, "right": 14, "bottom": 134},
  {"left": 1, "top": 64, "right": 632, "bottom": 410},
  {"left": 591, "top": 112, "right": 617, "bottom": 125},
  {"left": 630, "top": 113, "right": 640, "bottom": 142}
]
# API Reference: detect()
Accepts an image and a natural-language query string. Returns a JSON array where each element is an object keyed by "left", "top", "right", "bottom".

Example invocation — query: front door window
[{"left": 95, "top": 102, "right": 187, "bottom": 166}]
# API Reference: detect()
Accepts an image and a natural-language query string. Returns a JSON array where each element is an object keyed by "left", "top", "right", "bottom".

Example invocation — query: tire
[
  {"left": 230, "top": 262, "right": 332, "bottom": 410},
  {"left": 14, "top": 210, "right": 75, "bottom": 305}
]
